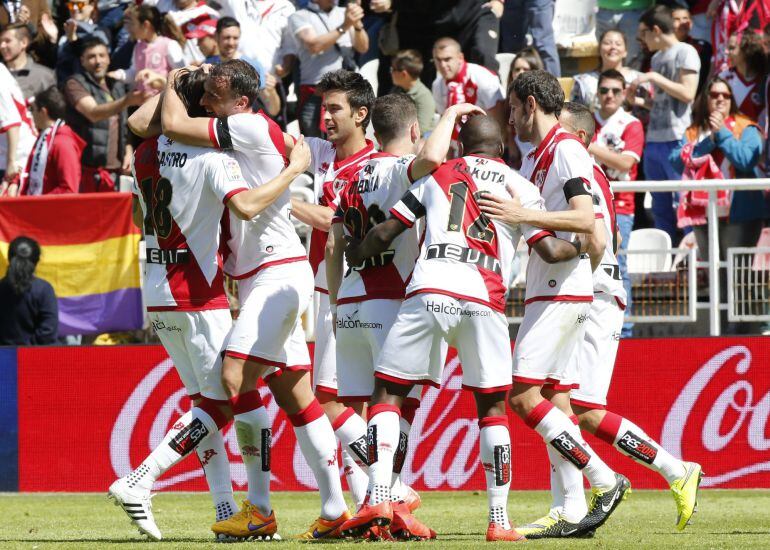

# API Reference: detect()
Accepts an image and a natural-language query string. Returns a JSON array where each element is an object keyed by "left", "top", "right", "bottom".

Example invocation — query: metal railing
[
  {"left": 727, "top": 247, "right": 770, "bottom": 322},
  {"left": 611, "top": 178, "right": 770, "bottom": 336}
]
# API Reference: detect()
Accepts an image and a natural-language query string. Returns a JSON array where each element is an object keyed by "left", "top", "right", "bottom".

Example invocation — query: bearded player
[
  {"left": 340, "top": 115, "right": 588, "bottom": 541},
  {"left": 110, "top": 68, "right": 311, "bottom": 541}
]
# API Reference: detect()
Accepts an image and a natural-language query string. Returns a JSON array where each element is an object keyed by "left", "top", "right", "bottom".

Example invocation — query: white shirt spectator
[{"left": 0, "top": 64, "right": 36, "bottom": 172}]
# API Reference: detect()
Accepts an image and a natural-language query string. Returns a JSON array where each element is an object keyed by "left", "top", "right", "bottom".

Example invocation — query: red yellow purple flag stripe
[{"left": 0, "top": 193, "right": 142, "bottom": 335}]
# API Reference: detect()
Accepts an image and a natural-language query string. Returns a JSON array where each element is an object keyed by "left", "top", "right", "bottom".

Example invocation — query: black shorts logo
[
  {"left": 261, "top": 428, "right": 272, "bottom": 471},
  {"left": 349, "top": 435, "right": 370, "bottom": 466},
  {"left": 393, "top": 432, "right": 408, "bottom": 475},
  {"left": 367, "top": 425, "right": 378, "bottom": 464},
  {"left": 493, "top": 444, "right": 511, "bottom": 486},
  {"left": 550, "top": 432, "right": 590, "bottom": 469},
  {"left": 168, "top": 418, "right": 209, "bottom": 456},
  {"left": 618, "top": 431, "right": 658, "bottom": 465}
]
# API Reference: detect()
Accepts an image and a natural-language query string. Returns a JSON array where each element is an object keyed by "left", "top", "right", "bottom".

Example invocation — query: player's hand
[
  {"left": 343, "top": 235, "right": 363, "bottom": 267},
  {"left": 708, "top": 111, "right": 725, "bottom": 133},
  {"left": 478, "top": 192, "right": 524, "bottom": 225},
  {"left": 448, "top": 103, "right": 486, "bottom": 120},
  {"left": 288, "top": 135, "right": 311, "bottom": 174}
]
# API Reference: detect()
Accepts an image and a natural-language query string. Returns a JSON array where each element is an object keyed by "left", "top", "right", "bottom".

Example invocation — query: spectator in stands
[
  {"left": 288, "top": 0, "right": 368, "bottom": 137},
  {"left": 588, "top": 69, "right": 645, "bottom": 337},
  {"left": 64, "top": 38, "right": 146, "bottom": 192},
  {"left": 571, "top": 29, "right": 644, "bottom": 112},
  {"left": 20, "top": 86, "right": 86, "bottom": 195},
  {"left": 432, "top": 37, "right": 505, "bottom": 154},
  {"left": 504, "top": 48, "right": 541, "bottom": 168},
  {"left": 508, "top": 47, "right": 543, "bottom": 83},
  {"left": 670, "top": 76, "right": 764, "bottom": 263},
  {"left": 0, "top": 63, "right": 37, "bottom": 197},
  {"left": 56, "top": 0, "right": 110, "bottom": 85},
  {"left": 165, "top": 0, "right": 219, "bottom": 65},
  {"left": 709, "top": 0, "right": 770, "bottom": 73},
  {"left": 720, "top": 31, "right": 767, "bottom": 122},
  {"left": 108, "top": 5, "right": 185, "bottom": 95},
  {"left": 500, "top": 0, "right": 559, "bottom": 76},
  {"left": 0, "top": 23, "right": 55, "bottom": 100},
  {"left": 595, "top": 0, "right": 654, "bottom": 69},
  {"left": 0, "top": 0, "right": 49, "bottom": 35},
  {"left": 204, "top": 17, "right": 281, "bottom": 118},
  {"left": 216, "top": 0, "right": 295, "bottom": 81},
  {"left": 0, "top": 236, "right": 58, "bottom": 346},
  {"left": 390, "top": 49, "right": 436, "bottom": 136},
  {"left": 671, "top": 6, "right": 712, "bottom": 93},
  {"left": 628, "top": 5, "right": 700, "bottom": 244},
  {"left": 194, "top": 18, "right": 218, "bottom": 59}
]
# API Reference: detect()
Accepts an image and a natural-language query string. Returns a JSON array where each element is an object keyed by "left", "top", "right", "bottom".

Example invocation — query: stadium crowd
[{"left": 0, "top": 0, "right": 769, "bottom": 341}]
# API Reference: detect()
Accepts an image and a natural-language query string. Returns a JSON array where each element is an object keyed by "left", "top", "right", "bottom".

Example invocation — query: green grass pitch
[{"left": 1, "top": 490, "right": 769, "bottom": 549}]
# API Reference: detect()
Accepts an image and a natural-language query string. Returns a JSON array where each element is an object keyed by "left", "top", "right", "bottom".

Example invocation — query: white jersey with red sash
[
  {"left": 390, "top": 155, "right": 546, "bottom": 313},
  {"left": 519, "top": 124, "right": 595, "bottom": 305},
  {"left": 592, "top": 164, "right": 627, "bottom": 307},
  {"left": 332, "top": 153, "right": 420, "bottom": 304}
]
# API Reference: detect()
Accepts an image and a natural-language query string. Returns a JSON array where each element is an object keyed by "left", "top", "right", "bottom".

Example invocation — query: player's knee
[
  {"left": 575, "top": 407, "right": 604, "bottom": 434},
  {"left": 220, "top": 359, "right": 242, "bottom": 397},
  {"left": 508, "top": 385, "right": 540, "bottom": 418}
]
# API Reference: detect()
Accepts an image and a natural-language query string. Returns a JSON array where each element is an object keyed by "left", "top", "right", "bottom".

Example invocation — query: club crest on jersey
[
  {"left": 321, "top": 162, "right": 330, "bottom": 172},
  {"left": 535, "top": 169, "right": 547, "bottom": 190},
  {"left": 333, "top": 177, "right": 346, "bottom": 192},
  {"left": 223, "top": 158, "right": 243, "bottom": 180}
]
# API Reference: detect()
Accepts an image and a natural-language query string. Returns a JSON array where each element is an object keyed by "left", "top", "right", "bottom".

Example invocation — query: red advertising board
[{"left": 16, "top": 338, "right": 770, "bottom": 492}]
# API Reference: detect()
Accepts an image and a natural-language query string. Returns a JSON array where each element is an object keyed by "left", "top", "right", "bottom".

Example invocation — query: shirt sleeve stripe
[
  {"left": 0, "top": 121, "right": 21, "bottom": 133},
  {"left": 389, "top": 207, "right": 414, "bottom": 228},
  {"left": 208, "top": 118, "right": 220, "bottom": 148},
  {"left": 222, "top": 187, "right": 248, "bottom": 204},
  {"left": 526, "top": 230, "right": 555, "bottom": 246}
]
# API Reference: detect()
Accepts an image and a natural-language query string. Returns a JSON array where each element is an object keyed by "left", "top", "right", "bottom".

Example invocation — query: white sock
[
  {"left": 525, "top": 402, "right": 589, "bottom": 523},
  {"left": 479, "top": 417, "right": 511, "bottom": 529},
  {"left": 234, "top": 407, "right": 272, "bottom": 516},
  {"left": 333, "top": 409, "right": 370, "bottom": 507},
  {"left": 389, "top": 416, "right": 412, "bottom": 502},
  {"left": 597, "top": 412, "right": 687, "bottom": 484},
  {"left": 196, "top": 429, "right": 238, "bottom": 521},
  {"left": 291, "top": 401, "right": 348, "bottom": 520},
  {"left": 126, "top": 406, "right": 219, "bottom": 492},
  {"left": 546, "top": 444, "right": 565, "bottom": 518},
  {"left": 568, "top": 415, "right": 616, "bottom": 492},
  {"left": 366, "top": 406, "right": 400, "bottom": 505}
]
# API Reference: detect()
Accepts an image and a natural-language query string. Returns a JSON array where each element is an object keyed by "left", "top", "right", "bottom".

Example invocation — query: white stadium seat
[
  {"left": 627, "top": 228, "right": 673, "bottom": 273},
  {"left": 496, "top": 52, "right": 515, "bottom": 92},
  {"left": 360, "top": 59, "right": 379, "bottom": 95}
]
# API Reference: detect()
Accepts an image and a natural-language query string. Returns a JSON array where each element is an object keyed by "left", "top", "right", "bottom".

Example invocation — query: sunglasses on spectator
[
  {"left": 709, "top": 91, "right": 732, "bottom": 100},
  {"left": 67, "top": 1, "right": 88, "bottom": 9},
  {"left": 598, "top": 86, "right": 623, "bottom": 96}
]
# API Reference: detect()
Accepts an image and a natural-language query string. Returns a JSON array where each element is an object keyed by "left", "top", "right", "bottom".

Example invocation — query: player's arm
[
  {"left": 586, "top": 218, "right": 607, "bottom": 272},
  {"left": 128, "top": 92, "right": 162, "bottom": 138},
  {"left": 345, "top": 218, "right": 407, "bottom": 268},
  {"left": 532, "top": 235, "right": 586, "bottom": 264},
  {"left": 227, "top": 136, "right": 312, "bottom": 219},
  {"left": 410, "top": 103, "right": 486, "bottom": 180},
  {"left": 161, "top": 71, "right": 213, "bottom": 147},
  {"left": 479, "top": 180, "right": 595, "bottom": 234},
  {"left": 325, "top": 222, "right": 345, "bottom": 327},
  {"left": 290, "top": 200, "right": 334, "bottom": 231}
]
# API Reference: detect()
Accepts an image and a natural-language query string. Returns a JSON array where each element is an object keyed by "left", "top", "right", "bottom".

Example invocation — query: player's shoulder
[{"left": 554, "top": 132, "right": 590, "bottom": 158}]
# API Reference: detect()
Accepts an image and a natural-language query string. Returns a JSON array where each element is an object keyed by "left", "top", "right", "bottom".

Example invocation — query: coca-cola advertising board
[{"left": 8, "top": 337, "right": 770, "bottom": 492}]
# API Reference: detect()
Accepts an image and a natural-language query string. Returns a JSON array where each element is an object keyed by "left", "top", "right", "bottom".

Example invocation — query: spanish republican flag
[{"left": 0, "top": 193, "right": 143, "bottom": 335}]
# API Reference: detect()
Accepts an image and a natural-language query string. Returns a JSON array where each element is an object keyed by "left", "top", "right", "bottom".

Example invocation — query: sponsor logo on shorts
[
  {"left": 168, "top": 418, "right": 209, "bottom": 455},
  {"left": 261, "top": 428, "right": 272, "bottom": 471},
  {"left": 493, "top": 444, "right": 511, "bottom": 486},
  {"left": 550, "top": 432, "right": 590, "bottom": 469},
  {"left": 425, "top": 300, "right": 491, "bottom": 317},
  {"left": 151, "top": 320, "right": 182, "bottom": 333},
  {"left": 576, "top": 314, "right": 588, "bottom": 324},
  {"left": 618, "top": 431, "right": 658, "bottom": 464},
  {"left": 336, "top": 310, "right": 383, "bottom": 330},
  {"left": 241, "top": 445, "right": 260, "bottom": 457}
]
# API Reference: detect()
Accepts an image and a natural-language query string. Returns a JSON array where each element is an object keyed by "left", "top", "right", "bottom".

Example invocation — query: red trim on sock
[
  {"left": 478, "top": 415, "right": 509, "bottom": 429},
  {"left": 569, "top": 414, "right": 579, "bottom": 426},
  {"left": 595, "top": 411, "right": 623, "bottom": 445},
  {"left": 331, "top": 407, "right": 356, "bottom": 432},
  {"left": 524, "top": 400, "right": 554, "bottom": 430},
  {"left": 400, "top": 397, "right": 420, "bottom": 425},
  {"left": 198, "top": 398, "right": 229, "bottom": 430},
  {"left": 368, "top": 403, "right": 401, "bottom": 419},
  {"left": 230, "top": 390, "right": 264, "bottom": 416},
  {"left": 288, "top": 399, "right": 324, "bottom": 427}
]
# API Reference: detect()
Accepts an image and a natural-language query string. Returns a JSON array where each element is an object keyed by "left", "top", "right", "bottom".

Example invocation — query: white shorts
[
  {"left": 376, "top": 293, "right": 512, "bottom": 392},
  {"left": 312, "top": 292, "right": 338, "bottom": 395},
  {"left": 513, "top": 300, "right": 591, "bottom": 390},
  {"left": 337, "top": 299, "right": 421, "bottom": 402},
  {"left": 149, "top": 309, "right": 231, "bottom": 401},
  {"left": 226, "top": 261, "right": 313, "bottom": 380},
  {"left": 571, "top": 293, "right": 623, "bottom": 408}
]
